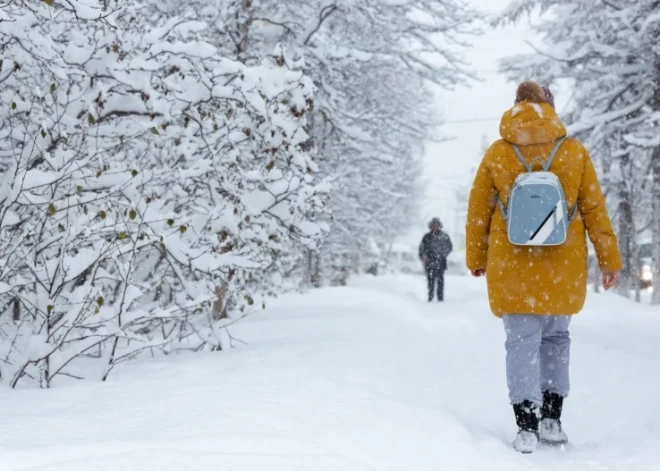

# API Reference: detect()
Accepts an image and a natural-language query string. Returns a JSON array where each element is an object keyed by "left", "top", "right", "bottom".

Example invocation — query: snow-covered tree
[
  {"left": 153, "top": 0, "right": 480, "bottom": 283},
  {"left": 252, "top": 0, "right": 478, "bottom": 281},
  {"left": 498, "top": 0, "right": 660, "bottom": 302}
]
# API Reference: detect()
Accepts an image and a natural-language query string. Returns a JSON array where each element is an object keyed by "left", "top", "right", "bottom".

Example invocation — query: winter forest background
[{"left": 0, "top": 0, "right": 659, "bottom": 389}]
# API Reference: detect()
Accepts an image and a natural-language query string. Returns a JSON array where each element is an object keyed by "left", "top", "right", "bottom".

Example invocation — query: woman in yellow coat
[{"left": 466, "top": 81, "right": 622, "bottom": 453}]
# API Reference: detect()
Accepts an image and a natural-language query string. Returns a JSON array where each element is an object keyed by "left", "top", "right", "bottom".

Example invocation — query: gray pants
[{"left": 503, "top": 315, "right": 571, "bottom": 405}]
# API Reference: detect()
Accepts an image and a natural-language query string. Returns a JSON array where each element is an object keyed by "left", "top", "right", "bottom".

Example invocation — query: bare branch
[{"left": 303, "top": 4, "right": 338, "bottom": 46}]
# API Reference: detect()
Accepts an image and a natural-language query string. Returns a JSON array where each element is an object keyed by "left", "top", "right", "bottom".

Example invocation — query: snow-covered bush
[{"left": 0, "top": 0, "right": 324, "bottom": 387}]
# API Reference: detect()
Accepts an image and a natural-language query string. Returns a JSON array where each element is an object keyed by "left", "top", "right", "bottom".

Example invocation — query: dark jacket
[{"left": 419, "top": 231, "right": 453, "bottom": 271}]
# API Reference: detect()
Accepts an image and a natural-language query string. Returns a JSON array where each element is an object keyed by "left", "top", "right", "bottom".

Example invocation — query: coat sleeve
[
  {"left": 418, "top": 235, "right": 427, "bottom": 260},
  {"left": 443, "top": 234, "right": 453, "bottom": 257},
  {"left": 577, "top": 146, "right": 622, "bottom": 272},
  {"left": 466, "top": 153, "right": 498, "bottom": 272}
]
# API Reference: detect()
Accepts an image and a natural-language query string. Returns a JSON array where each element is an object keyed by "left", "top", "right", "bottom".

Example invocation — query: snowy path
[{"left": 1, "top": 274, "right": 660, "bottom": 470}]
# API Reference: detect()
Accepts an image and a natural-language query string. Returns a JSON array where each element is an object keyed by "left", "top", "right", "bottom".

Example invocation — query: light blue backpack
[{"left": 499, "top": 137, "right": 577, "bottom": 246}]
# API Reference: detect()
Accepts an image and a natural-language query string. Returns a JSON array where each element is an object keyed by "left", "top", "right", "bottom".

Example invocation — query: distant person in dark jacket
[{"left": 419, "top": 218, "right": 453, "bottom": 302}]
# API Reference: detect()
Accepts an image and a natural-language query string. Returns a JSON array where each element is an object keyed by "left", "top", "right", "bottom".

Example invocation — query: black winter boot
[
  {"left": 540, "top": 391, "right": 568, "bottom": 444},
  {"left": 541, "top": 391, "right": 563, "bottom": 420},
  {"left": 512, "top": 401, "right": 539, "bottom": 453}
]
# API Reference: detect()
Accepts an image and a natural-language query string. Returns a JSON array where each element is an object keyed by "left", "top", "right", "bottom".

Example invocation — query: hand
[
  {"left": 471, "top": 269, "right": 486, "bottom": 277},
  {"left": 602, "top": 271, "right": 618, "bottom": 290}
]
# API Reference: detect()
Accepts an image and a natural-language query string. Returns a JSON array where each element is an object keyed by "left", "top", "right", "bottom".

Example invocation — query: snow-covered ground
[{"left": 1, "top": 274, "right": 659, "bottom": 470}]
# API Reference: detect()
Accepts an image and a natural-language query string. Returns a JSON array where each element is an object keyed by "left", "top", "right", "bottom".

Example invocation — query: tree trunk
[
  {"left": 12, "top": 297, "right": 20, "bottom": 321},
  {"left": 384, "top": 241, "right": 394, "bottom": 271},
  {"left": 303, "top": 249, "right": 321, "bottom": 288},
  {"left": 651, "top": 144, "right": 660, "bottom": 304},
  {"left": 616, "top": 183, "right": 634, "bottom": 298},
  {"left": 237, "top": 0, "right": 253, "bottom": 61},
  {"left": 212, "top": 284, "right": 229, "bottom": 320},
  {"left": 351, "top": 251, "right": 361, "bottom": 275},
  {"left": 303, "top": 249, "right": 313, "bottom": 287},
  {"left": 634, "top": 237, "right": 642, "bottom": 303},
  {"left": 309, "top": 250, "right": 321, "bottom": 288}
]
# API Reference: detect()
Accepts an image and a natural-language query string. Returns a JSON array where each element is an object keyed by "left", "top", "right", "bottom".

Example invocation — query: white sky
[{"left": 400, "top": 0, "right": 538, "bottom": 249}]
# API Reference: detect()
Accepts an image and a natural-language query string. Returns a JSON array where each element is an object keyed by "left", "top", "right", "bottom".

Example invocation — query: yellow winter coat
[{"left": 465, "top": 100, "right": 622, "bottom": 317}]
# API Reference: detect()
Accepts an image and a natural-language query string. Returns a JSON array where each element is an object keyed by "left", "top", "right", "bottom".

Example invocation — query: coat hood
[{"left": 499, "top": 100, "right": 566, "bottom": 146}]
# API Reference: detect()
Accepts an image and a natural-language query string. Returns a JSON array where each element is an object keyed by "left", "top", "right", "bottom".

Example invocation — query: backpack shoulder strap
[
  {"left": 498, "top": 197, "right": 507, "bottom": 221},
  {"left": 511, "top": 144, "right": 532, "bottom": 172},
  {"left": 542, "top": 136, "right": 568, "bottom": 172}
]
